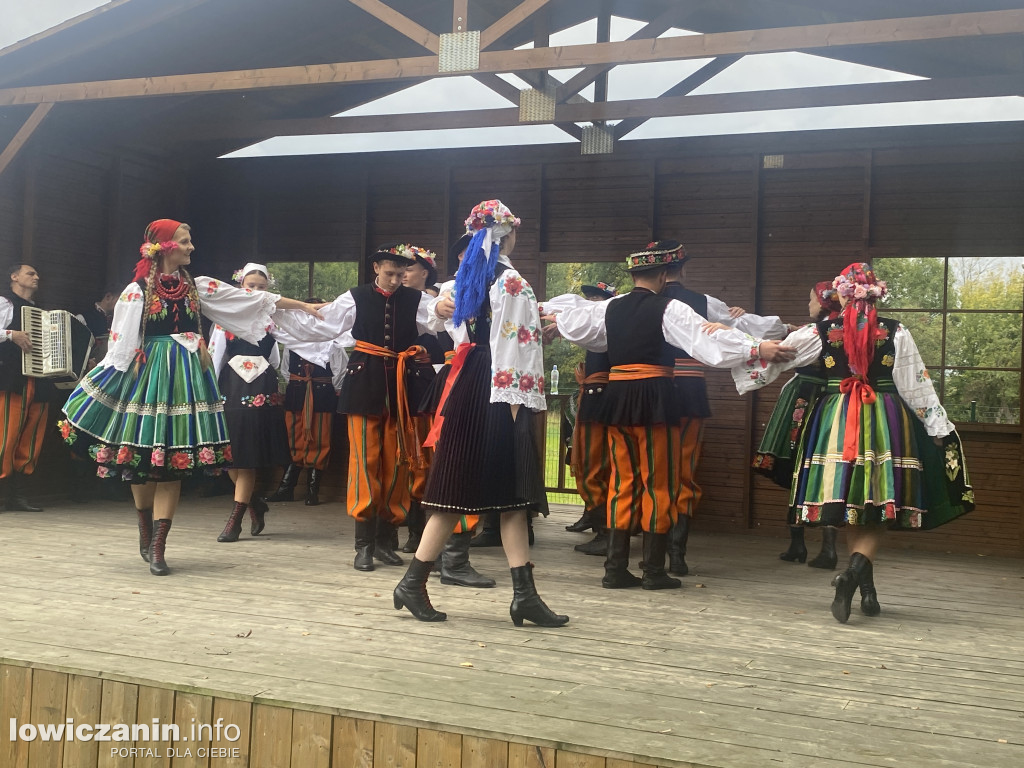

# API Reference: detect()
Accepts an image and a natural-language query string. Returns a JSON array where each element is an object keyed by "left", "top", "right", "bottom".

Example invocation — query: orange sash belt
[
  {"left": 424, "top": 342, "right": 475, "bottom": 448},
  {"left": 673, "top": 358, "right": 705, "bottom": 378},
  {"left": 290, "top": 367, "right": 333, "bottom": 440},
  {"left": 609, "top": 364, "right": 673, "bottom": 381},
  {"left": 839, "top": 376, "right": 876, "bottom": 462},
  {"left": 354, "top": 340, "right": 428, "bottom": 468},
  {"left": 443, "top": 350, "right": 456, "bottom": 365}
]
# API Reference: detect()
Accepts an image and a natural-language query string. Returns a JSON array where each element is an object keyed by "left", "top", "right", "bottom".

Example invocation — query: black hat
[
  {"left": 625, "top": 240, "right": 688, "bottom": 272},
  {"left": 412, "top": 251, "right": 438, "bottom": 287},
  {"left": 370, "top": 243, "right": 416, "bottom": 267},
  {"left": 448, "top": 233, "right": 472, "bottom": 262},
  {"left": 581, "top": 281, "right": 618, "bottom": 300}
]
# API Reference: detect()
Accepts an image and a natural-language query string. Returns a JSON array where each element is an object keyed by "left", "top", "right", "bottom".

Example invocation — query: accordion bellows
[{"left": 20, "top": 307, "right": 94, "bottom": 387}]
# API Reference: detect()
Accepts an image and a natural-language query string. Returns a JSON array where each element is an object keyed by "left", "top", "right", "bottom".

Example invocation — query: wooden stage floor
[{"left": 0, "top": 498, "right": 1022, "bottom": 768}]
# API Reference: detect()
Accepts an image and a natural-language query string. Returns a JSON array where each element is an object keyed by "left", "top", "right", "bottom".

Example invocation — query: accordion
[{"left": 20, "top": 307, "right": 95, "bottom": 389}]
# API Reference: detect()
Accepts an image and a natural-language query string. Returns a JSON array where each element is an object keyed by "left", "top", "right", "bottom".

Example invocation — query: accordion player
[{"left": 20, "top": 307, "right": 95, "bottom": 389}]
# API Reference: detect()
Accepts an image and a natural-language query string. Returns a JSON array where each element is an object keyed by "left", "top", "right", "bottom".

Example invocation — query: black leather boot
[
  {"left": 393, "top": 557, "right": 447, "bottom": 622},
  {"left": 509, "top": 563, "right": 569, "bottom": 627},
  {"left": 136, "top": 507, "right": 153, "bottom": 562},
  {"left": 6, "top": 473, "right": 42, "bottom": 512},
  {"left": 374, "top": 518, "right": 404, "bottom": 566},
  {"left": 641, "top": 532, "right": 681, "bottom": 590},
  {"left": 148, "top": 518, "right": 172, "bottom": 576},
  {"left": 575, "top": 527, "right": 609, "bottom": 555},
  {"left": 565, "top": 507, "right": 598, "bottom": 533},
  {"left": 601, "top": 528, "right": 642, "bottom": 589},
  {"left": 779, "top": 525, "right": 808, "bottom": 562},
  {"left": 249, "top": 496, "right": 268, "bottom": 536},
  {"left": 353, "top": 517, "right": 375, "bottom": 571},
  {"left": 264, "top": 463, "right": 300, "bottom": 502},
  {"left": 403, "top": 499, "right": 424, "bottom": 553},
  {"left": 440, "top": 532, "right": 496, "bottom": 588},
  {"left": 808, "top": 525, "right": 839, "bottom": 570},
  {"left": 305, "top": 468, "right": 321, "bottom": 506},
  {"left": 859, "top": 557, "right": 881, "bottom": 616},
  {"left": 831, "top": 552, "right": 871, "bottom": 624},
  {"left": 668, "top": 516, "right": 690, "bottom": 576},
  {"left": 470, "top": 513, "right": 502, "bottom": 547},
  {"left": 217, "top": 501, "right": 247, "bottom": 542}
]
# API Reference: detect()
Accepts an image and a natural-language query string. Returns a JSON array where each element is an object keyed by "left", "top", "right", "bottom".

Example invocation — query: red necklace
[{"left": 154, "top": 273, "right": 190, "bottom": 301}]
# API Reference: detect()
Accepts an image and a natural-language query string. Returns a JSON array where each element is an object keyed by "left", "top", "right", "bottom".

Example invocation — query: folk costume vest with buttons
[
  {"left": 598, "top": 288, "right": 678, "bottom": 426},
  {"left": 661, "top": 281, "right": 712, "bottom": 418},
  {"left": 338, "top": 283, "right": 433, "bottom": 416},
  {"left": 0, "top": 292, "right": 57, "bottom": 401},
  {"left": 284, "top": 351, "right": 337, "bottom": 413},
  {"left": 577, "top": 350, "right": 610, "bottom": 423}
]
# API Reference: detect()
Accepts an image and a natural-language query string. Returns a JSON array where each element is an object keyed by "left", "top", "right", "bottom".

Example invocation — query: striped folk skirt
[
  {"left": 789, "top": 384, "right": 928, "bottom": 529},
  {"left": 752, "top": 372, "right": 826, "bottom": 489},
  {"left": 58, "top": 336, "right": 231, "bottom": 482}
]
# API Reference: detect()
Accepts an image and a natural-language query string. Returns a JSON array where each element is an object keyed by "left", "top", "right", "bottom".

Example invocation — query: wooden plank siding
[{"left": 6, "top": 125, "right": 1023, "bottom": 556}]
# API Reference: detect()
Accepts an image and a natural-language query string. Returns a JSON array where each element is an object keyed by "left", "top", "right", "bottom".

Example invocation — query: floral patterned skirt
[
  {"left": 218, "top": 366, "right": 289, "bottom": 469},
  {"left": 58, "top": 336, "right": 230, "bottom": 482},
  {"left": 752, "top": 371, "right": 826, "bottom": 488}
]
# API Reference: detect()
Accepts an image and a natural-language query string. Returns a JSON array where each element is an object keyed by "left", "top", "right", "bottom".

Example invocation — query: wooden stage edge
[{"left": 1, "top": 500, "right": 1022, "bottom": 768}]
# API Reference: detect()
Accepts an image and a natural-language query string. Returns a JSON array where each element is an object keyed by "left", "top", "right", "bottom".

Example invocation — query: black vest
[
  {"left": 338, "top": 284, "right": 434, "bottom": 416},
  {"left": 577, "top": 350, "right": 611, "bottom": 423},
  {"left": 284, "top": 351, "right": 338, "bottom": 413},
  {"left": 0, "top": 293, "right": 56, "bottom": 400},
  {"left": 660, "top": 281, "right": 712, "bottom": 418},
  {"left": 816, "top": 316, "right": 900, "bottom": 387},
  {"left": 598, "top": 289, "right": 678, "bottom": 426}
]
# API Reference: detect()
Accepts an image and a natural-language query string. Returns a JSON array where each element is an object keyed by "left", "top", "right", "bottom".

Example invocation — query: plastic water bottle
[{"left": 550, "top": 365, "right": 559, "bottom": 395}]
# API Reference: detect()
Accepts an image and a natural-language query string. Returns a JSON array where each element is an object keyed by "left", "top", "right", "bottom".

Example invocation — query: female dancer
[
  {"left": 734, "top": 263, "right": 973, "bottom": 623},
  {"left": 393, "top": 200, "right": 568, "bottom": 626},
  {"left": 208, "top": 263, "right": 291, "bottom": 542},
  {"left": 755, "top": 281, "right": 843, "bottom": 569},
  {"left": 58, "top": 220, "right": 320, "bottom": 575}
]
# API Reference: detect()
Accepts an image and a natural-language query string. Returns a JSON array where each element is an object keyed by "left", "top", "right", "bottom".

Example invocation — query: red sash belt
[
  {"left": 354, "top": 340, "right": 428, "bottom": 467},
  {"left": 609, "top": 364, "right": 673, "bottom": 381},
  {"left": 839, "top": 376, "right": 876, "bottom": 462}
]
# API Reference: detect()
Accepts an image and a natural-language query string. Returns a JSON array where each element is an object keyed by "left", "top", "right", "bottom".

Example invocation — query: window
[
  {"left": 873, "top": 256, "right": 1023, "bottom": 425},
  {"left": 265, "top": 261, "right": 360, "bottom": 302}
]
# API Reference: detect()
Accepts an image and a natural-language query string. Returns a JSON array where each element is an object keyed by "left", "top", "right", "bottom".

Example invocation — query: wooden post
[
  {"left": 745, "top": 153, "right": 762, "bottom": 530},
  {"left": 453, "top": 0, "right": 468, "bottom": 32}
]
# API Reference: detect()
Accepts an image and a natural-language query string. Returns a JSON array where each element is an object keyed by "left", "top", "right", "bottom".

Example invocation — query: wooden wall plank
[
  {"left": 290, "top": 710, "right": 332, "bottom": 768},
  {"left": 172, "top": 692, "right": 212, "bottom": 768},
  {"left": 555, "top": 752, "right": 605, "bottom": 768},
  {"left": 64, "top": 675, "right": 102, "bottom": 768},
  {"left": 28, "top": 669, "right": 68, "bottom": 768},
  {"left": 461, "top": 736, "right": 508, "bottom": 768},
  {"left": 136, "top": 686, "right": 175, "bottom": 768},
  {"left": 373, "top": 721, "right": 417, "bottom": 768},
  {"left": 416, "top": 728, "right": 461, "bottom": 768},
  {"left": 509, "top": 743, "right": 556, "bottom": 768},
  {"left": 1, "top": 665, "right": 33, "bottom": 768},
  {"left": 249, "top": 704, "right": 292, "bottom": 768},
  {"left": 97, "top": 680, "right": 139, "bottom": 768},
  {"left": 332, "top": 715, "right": 374, "bottom": 768},
  {"left": 210, "top": 697, "right": 251, "bottom": 768}
]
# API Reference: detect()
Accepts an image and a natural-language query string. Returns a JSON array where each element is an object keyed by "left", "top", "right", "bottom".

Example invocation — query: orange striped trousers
[
  {"left": 674, "top": 417, "right": 705, "bottom": 519},
  {"left": 346, "top": 413, "right": 410, "bottom": 524},
  {"left": 606, "top": 423, "right": 679, "bottom": 534},
  {"left": 284, "top": 411, "right": 333, "bottom": 470},
  {"left": 572, "top": 419, "right": 610, "bottom": 512},
  {"left": 0, "top": 381, "right": 49, "bottom": 479}
]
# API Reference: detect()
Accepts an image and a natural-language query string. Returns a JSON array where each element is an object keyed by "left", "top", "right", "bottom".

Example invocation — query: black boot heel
[
  {"left": 831, "top": 552, "right": 870, "bottom": 623},
  {"left": 217, "top": 501, "right": 247, "bottom": 542},
  {"left": 779, "top": 525, "right": 808, "bottom": 562},
  {"left": 249, "top": 496, "right": 268, "bottom": 536},
  {"left": 510, "top": 563, "right": 569, "bottom": 627}
]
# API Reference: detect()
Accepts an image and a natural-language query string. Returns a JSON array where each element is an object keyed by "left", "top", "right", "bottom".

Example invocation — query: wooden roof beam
[
  {"left": 184, "top": 74, "right": 1024, "bottom": 141},
  {"left": 348, "top": 0, "right": 440, "bottom": 53},
  {"left": 479, "top": 0, "right": 552, "bottom": 51},
  {"left": 613, "top": 55, "right": 742, "bottom": 139},
  {"left": 2, "top": 9, "right": 1023, "bottom": 106},
  {"left": 0, "top": 103, "right": 53, "bottom": 178}
]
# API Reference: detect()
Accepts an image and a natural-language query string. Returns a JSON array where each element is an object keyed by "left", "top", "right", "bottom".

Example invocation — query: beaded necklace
[{"left": 154, "top": 272, "right": 189, "bottom": 301}]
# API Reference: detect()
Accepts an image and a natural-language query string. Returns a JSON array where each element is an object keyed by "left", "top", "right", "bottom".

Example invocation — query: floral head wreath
[
  {"left": 625, "top": 240, "right": 687, "bottom": 272},
  {"left": 388, "top": 244, "right": 436, "bottom": 266},
  {"left": 135, "top": 218, "right": 184, "bottom": 281},
  {"left": 464, "top": 199, "right": 521, "bottom": 239},
  {"left": 232, "top": 262, "right": 277, "bottom": 290},
  {"left": 832, "top": 263, "right": 887, "bottom": 302}
]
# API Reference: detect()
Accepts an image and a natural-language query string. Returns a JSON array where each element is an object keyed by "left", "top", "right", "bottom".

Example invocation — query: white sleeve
[
  {"left": 271, "top": 326, "right": 334, "bottom": 369},
  {"left": 706, "top": 294, "right": 788, "bottom": 339},
  {"left": 663, "top": 300, "right": 764, "bottom": 368},
  {"left": 0, "top": 296, "right": 12, "bottom": 342},
  {"left": 426, "top": 280, "right": 455, "bottom": 334},
  {"left": 488, "top": 270, "right": 547, "bottom": 410},
  {"left": 554, "top": 299, "right": 611, "bottom": 352},
  {"left": 416, "top": 291, "right": 436, "bottom": 336},
  {"left": 539, "top": 293, "right": 590, "bottom": 315},
  {"left": 893, "top": 324, "right": 955, "bottom": 437},
  {"left": 270, "top": 291, "right": 357, "bottom": 343},
  {"left": 100, "top": 282, "right": 146, "bottom": 372},
  {"left": 330, "top": 341, "right": 349, "bottom": 391},
  {"left": 208, "top": 325, "right": 228, "bottom": 377},
  {"left": 732, "top": 324, "right": 821, "bottom": 394},
  {"left": 194, "top": 276, "right": 279, "bottom": 344}
]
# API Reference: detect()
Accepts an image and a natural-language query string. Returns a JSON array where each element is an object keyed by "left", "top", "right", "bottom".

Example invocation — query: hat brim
[
  {"left": 370, "top": 252, "right": 416, "bottom": 267},
  {"left": 626, "top": 262, "right": 671, "bottom": 273},
  {"left": 581, "top": 285, "right": 614, "bottom": 298}
]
